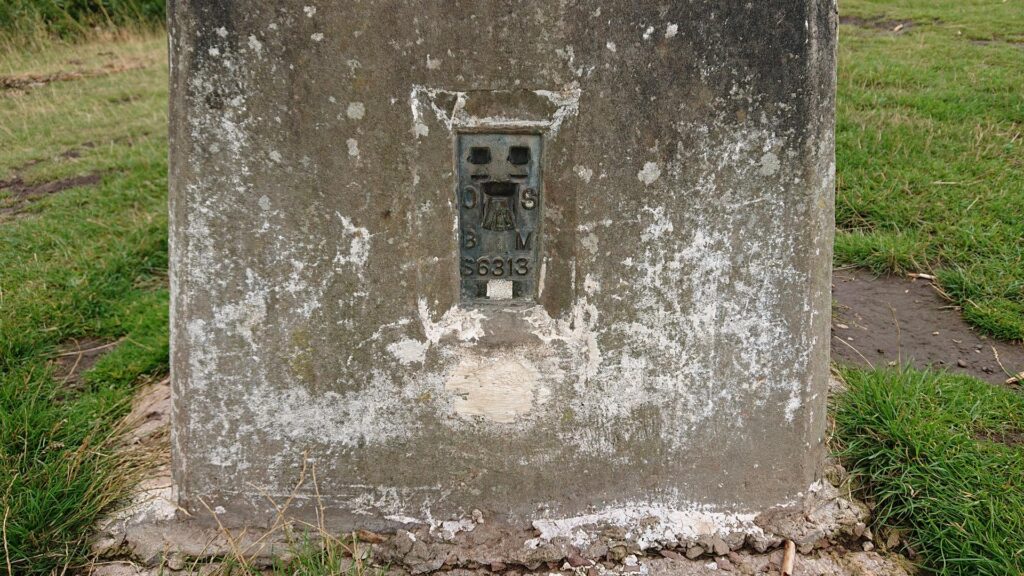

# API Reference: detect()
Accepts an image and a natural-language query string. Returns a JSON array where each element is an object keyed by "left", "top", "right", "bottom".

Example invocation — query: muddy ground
[{"left": 831, "top": 268, "right": 1024, "bottom": 385}]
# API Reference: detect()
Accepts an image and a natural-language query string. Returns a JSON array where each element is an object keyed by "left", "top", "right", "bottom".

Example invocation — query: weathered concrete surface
[
  {"left": 169, "top": 0, "right": 837, "bottom": 532},
  {"left": 95, "top": 380, "right": 907, "bottom": 575}
]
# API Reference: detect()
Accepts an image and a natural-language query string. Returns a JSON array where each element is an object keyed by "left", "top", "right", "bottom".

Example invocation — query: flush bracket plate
[{"left": 457, "top": 133, "right": 542, "bottom": 303}]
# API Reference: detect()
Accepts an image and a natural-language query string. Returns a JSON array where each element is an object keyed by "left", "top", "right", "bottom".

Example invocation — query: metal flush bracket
[{"left": 457, "top": 133, "right": 542, "bottom": 303}]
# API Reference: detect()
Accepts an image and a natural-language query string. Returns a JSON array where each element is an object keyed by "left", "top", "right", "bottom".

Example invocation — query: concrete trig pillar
[{"left": 169, "top": 0, "right": 837, "bottom": 556}]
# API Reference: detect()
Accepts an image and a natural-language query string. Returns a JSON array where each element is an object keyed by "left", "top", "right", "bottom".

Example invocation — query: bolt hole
[
  {"left": 482, "top": 181, "right": 516, "bottom": 197},
  {"left": 508, "top": 146, "right": 530, "bottom": 165},
  {"left": 469, "top": 147, "right": 492, "bottom": 164}
]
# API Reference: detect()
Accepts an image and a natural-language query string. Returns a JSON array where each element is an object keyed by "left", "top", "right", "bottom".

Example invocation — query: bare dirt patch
[
  {"left": 0, "top": 172, "right": 102, "bottom": 218},
  {"left": 974, "top": 429, "right": 1024, "bottom": 447},
  {"left": 0, "top": 59, "right": 153, "bottom": 93},
  {"left": 831, "top": 269, "right": 1024, "bottom": 384},
  {"left": 839, "top": 15, "right": 915, "bottom": 33},
  {"left": 970, "top": 39, "right": 1024, "bottom": 50},
  {"left": 51, "top": 337, "right": 120, "bottom": 389}
]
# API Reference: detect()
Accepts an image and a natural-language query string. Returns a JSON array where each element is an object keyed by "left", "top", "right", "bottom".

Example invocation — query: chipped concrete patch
[
  {"left": 444, "top": 353, "right": 549, "bottom": 423},
  {"left": 409, "top": 84, "right": 582, "bottom": 137},
  {"left": 387, "top": 338, "right": 428, "bottom": 365}
]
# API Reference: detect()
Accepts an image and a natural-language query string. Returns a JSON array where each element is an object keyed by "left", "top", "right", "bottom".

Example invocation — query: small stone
[
  {"left": 746, "top": 534, "right": 771, "bottom": 553},
  {"left": 797, "top": 541, "right": 814, "bottom": 554},
  {"left": 716, "top": 557, "right": 734, "bottom": 571},
  {"left": 711, "top": 536, "right": 730, "bottom": 556},
  {"left": 724, "top": 532, "right": 745, "bottom": 550},
  {"left": 660, "top": 549, "right": 685, "bottom": 561},
  {"left": 624, "top": 554, "right": 639, "bottom": 566},
  {"left": 165, "top": 552, "right": 185, "bottom": 571},
  {"left": 853, "top": 522, "right": 867, "bottom": 537},
  {"left": 490, "top": 562, "right": 506, "bottom": 572},
  {"left": 685, "top": 545, "right": 705, "bottom": 559},
  {"left": 607, "top": 544, "right": 628, "bottom": 562},
  {"left": 862, "top": 541, "right": 875, "bottom": 552},
  {"left": 623, "top": 566, "right": 642, "bottom": 573},
  {"left": 567, "top": 551, "right": 590, "bottom": 567},
  {"left": 471, "top": 508, "right": 484, "bottom": 523},
  {"left": 957, "top": 359, "right": 968, "bottom": 368}
]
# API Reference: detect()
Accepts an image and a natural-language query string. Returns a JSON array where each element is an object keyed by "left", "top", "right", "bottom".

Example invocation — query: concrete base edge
[
  {"left": 90, "top": 463, "right": 912, "bottom": 575},
  {"left": 90, "top": 379, "right": 911, "bottom": 575}
]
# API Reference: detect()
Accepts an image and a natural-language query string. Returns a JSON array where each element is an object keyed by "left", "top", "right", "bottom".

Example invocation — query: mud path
[{"left": 831, "top": 269, "right": 1024, "bottom": 385}]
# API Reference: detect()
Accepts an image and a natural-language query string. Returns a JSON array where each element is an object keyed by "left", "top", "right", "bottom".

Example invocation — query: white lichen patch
[
  {"left": 525, "top": 504, "right": 762, "bottom": 550},
  {"left": 639, "top": 205, "right": 673, "bottom": 241},
  {"left": 574, "top": 165, "right": 594, "bottom": 183},
  {"left": 246, "top": 35, "right": 263, "bottom": 55},
  {"left": 666, "top": 23, "right": 679, "bottom": 38},
  {"left": 758, "top": 151, "right": 781, "bottom": 176},
  {"left": 525, "top": 300, "right": 601, "bottom": 382},
  {"left": 346, "top": 138, "right": 359, "bottom": 157},
  {"left": 346, "top": 101, "right": 365, "bottom": 120},
  {"left": 637, "top": 161, "right": 661, "bottom": 185},
  {"left": 580, "top": 233, "right": 599, "bottom": 255},
  {"left": 417, "top": 299, "right": 485, "bottom": 344},
  {"left": 387, "top": 338, "right": 428, "bottom": 365},
  {"left": 242, "top": 368, "right": 436, "bottom": 449},
  {"left": 334, "top": 214, "right": 370, "bottom": 270}
]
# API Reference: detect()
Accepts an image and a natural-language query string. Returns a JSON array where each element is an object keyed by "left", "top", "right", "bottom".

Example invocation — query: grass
[
  {"left": 0, "top": 35, "right": 169, "bottom": 574},
  {"left": 215, "top": 534, "right": 382, "bottom": 576},
  {"left": 0, "top": 0, "right": 1022, "bottom": 574},
  {"left": 836, "top": 0, "right": 1024, "bottom": 340},
  {"left": 0, "top": 0, "right": 164, "bottom": 50},
  {"left": 833, "top": 368, "right": 1024, "bottom": 575}
]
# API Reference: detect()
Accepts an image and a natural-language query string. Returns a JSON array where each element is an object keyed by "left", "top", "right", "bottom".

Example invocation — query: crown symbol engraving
[{"left": 481, "top": 182, "right": 517, "bottom": 232}]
